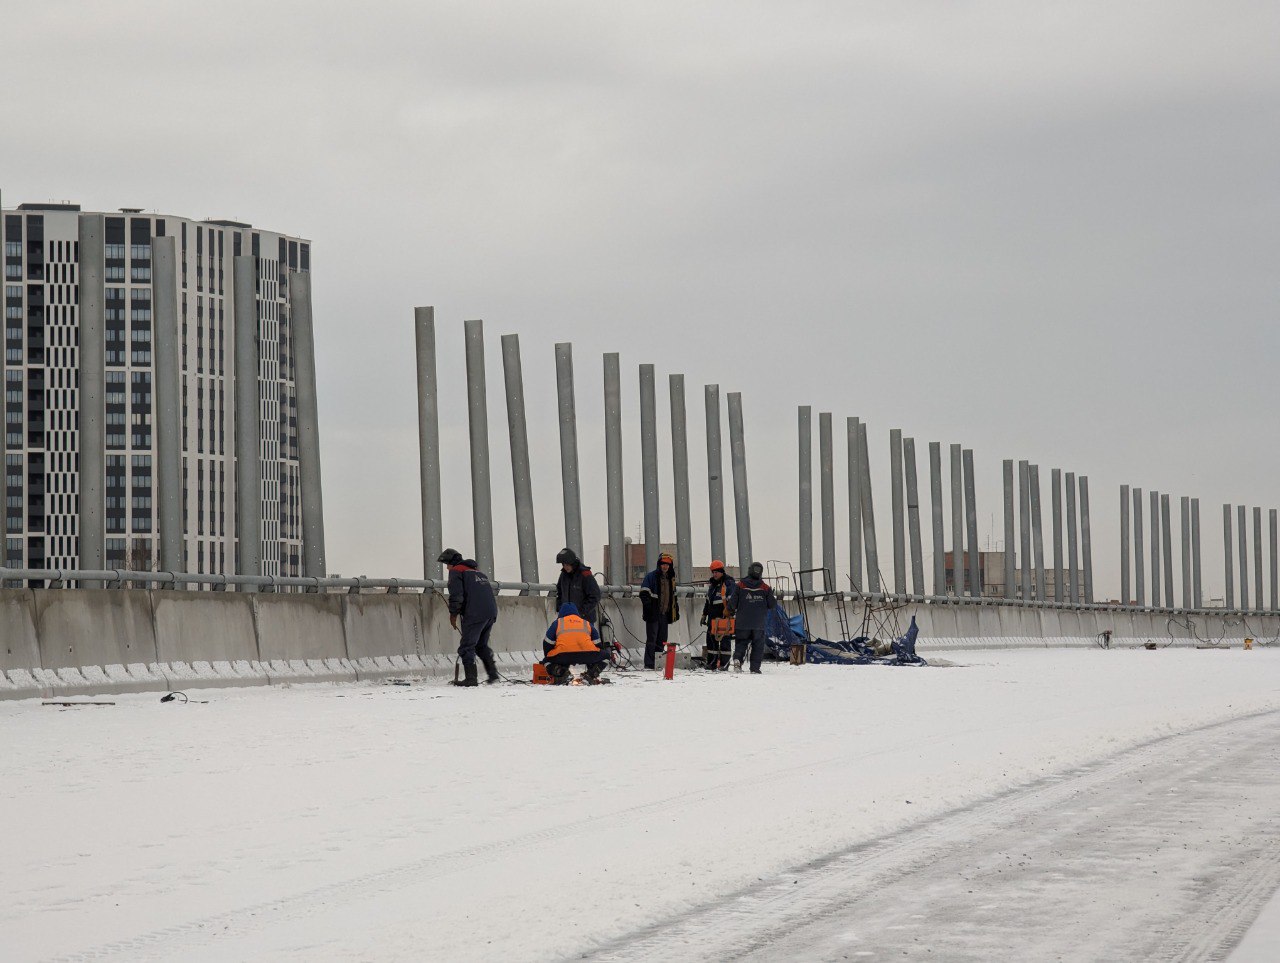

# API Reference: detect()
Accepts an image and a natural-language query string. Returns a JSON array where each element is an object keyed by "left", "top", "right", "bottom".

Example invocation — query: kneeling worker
[
  {"left": 440, "top": 548, "right": 500, "bottom": 686},
  {"left": 543, "top": 602, "right": 606, "bottom": 684}
]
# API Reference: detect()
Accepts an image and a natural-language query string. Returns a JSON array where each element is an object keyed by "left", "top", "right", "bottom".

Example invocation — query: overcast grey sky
[{"left": 4, "top": 1, "right": 1278, "bottom": 600}]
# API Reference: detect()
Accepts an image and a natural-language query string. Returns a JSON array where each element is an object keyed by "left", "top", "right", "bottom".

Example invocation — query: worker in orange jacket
[{"left": 542, "top": 602, "right": 606, "bottom": 685}]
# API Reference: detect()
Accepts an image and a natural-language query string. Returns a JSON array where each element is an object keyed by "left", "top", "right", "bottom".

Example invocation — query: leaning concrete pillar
[
  {"left": 1079, "top": 475, "right": 1093, "bottom": 603},
  {"left": 1133, "top": 488, "right": 1145, "bottom": 606},
  {"left": 77, "top": 214, "right": 107, "bottom": 577},
  {"left": 604, "top": 354, "right": 624, "bottom": 584},
  {"left": 1192, "top": 498, "right": 1203, "bottom": 608},
  {"left": 859, "top": 421, "right": 880, "bottom": 594},
  {"left": 554, "top": 343, "right": 582, "bottom": 557},
  {"left": 500, "top": 334, "right": 538, "bottom": 584},
  {"left": 949, "top": 444, "right": 963, "bottom": 595},
  {"left": 726, "top": 391, "right": 752, "bottom": 573},
  {"left": 1120, "top": 485, "right": 1131, "bottom": 605},
  {"left": 1066, "top": 472, "right": 1079, "bottom": 603},
  {"left": 233, "top": 255, "right": 262, "bottom": 587},
  {"left": 1149, "top": 490, "right": 1161, "bottom": 607},
  {"left": 291, "top": 271, "right": 326, "bottom": 578},
  {"left": 638, "top": 364, "right": 660, "bottom": 572},
  {"left": 1031, "top": 464, "right": 1046, "bottom": 601},
  {"left": 1238, "top": 504, "right": 1249, "bottom": 610},
  {"left": 1271, "top": 508, "right": 1278, "bottom": 612},
  {"left": 819, "top": 413, "right": 836, "bottom": 592},
  {"left": 798, "top": 406, "right": 813, "bottom": 592},
  {"left": 151, "top": 237, "right": 183, "bottom": 578},
  {"left": 1051, "top": 468, "right": 1064, "bottom": 603},
  {"left": 1160, "top": 493, "right": 1173, "bottom": 609},
  {"left": 464, "top": 319, "right": 493, "bottom": 577},
  {"left": 1253, "top": 506, "right": 1263, "bottom": 611},
  {"left": 962, "top": 449, "right": 980, "bottom": 597},
  {"left": 669, "top": 374, "right": 692, "bottom": 584},
  {"left": 1002, "top": 460, "right": 1015, "bottom": 599},
  {"left": 1180, "top": 496, "right": 1192, "bottom": 609},
  {"left": 932, "top": 443, "right": 947, "bottom": 596},
  {"left": 1223, "top": 504, "right": 1235, "bottom": 610},
  {"left": 848, "top": 418, "right": 864, "bottom": 593},
  {"left": 890, "top": 428, "right": 906, "bottom": 595},
  {"left": 704, "top": 385, "right": 725, "bottom": 565},
  {"left": 904, "top": 437, "right": 924, "bottom": 596},
  {"left": 1018, "top": 460, "right": 1031, "bottom": 601},
  {"left": 416, "top": 308, "right": 443, "bottom": 578}
]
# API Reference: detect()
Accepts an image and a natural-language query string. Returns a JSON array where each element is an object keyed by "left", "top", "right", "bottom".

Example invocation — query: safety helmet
[
  {"left": 437, "top": 548, "right": 464, "bottom": 566},
  {"left": 709, "top": 559, "right": 725, "bottom": 573},
  {"left": 747, "top": 561, "right": 764, "bottom": 579},
  {"left": 658, "top": 553, "right": 674, "bottom": 566},
  {"left": 555, "top": 547, "right": 579, "bottom": 566}
]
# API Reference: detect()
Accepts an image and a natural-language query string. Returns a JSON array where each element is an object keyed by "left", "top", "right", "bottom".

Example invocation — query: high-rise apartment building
[{"left": 1, "top": 201, "right": 323, "bottom": 579}]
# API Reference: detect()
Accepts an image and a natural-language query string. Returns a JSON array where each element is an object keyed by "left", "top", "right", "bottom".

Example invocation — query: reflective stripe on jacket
[{"left": 546, "top": 614, "right": 600, "bottom": 659}]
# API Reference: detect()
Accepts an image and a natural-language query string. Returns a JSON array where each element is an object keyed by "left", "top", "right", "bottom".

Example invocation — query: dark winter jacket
[
  {"left": 447, "top": 560, "right": 498, "bottom": 624},
  {"left": 702, "top": 574, "right": 739, "bottom": 622},
  {"left": 731, "top": 576, "right": 776, "bottom": 632},
  {"left": 640, "top": 566, "right": 680, "bottom": 625},
  {"left": 553, "top": 563, "right": 601, "bottom": 625}
]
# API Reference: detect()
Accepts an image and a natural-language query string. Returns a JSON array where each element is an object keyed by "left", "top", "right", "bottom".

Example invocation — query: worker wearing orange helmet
[
  {"left": 639, "top": 552, "right": 680, "bottom": 669},
  {"left": 700, "top": 559, "right": 738, "bottom": 670}
]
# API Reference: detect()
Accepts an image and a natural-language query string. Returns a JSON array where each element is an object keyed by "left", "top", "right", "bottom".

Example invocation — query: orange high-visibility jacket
[{"left": 546, "top": 614, "right": 600, "bottom": 658}]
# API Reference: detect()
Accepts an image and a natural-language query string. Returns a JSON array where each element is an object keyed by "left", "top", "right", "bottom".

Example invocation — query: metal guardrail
[{"left": 0, "top": 567, "right": 1273, "bottom": 618}]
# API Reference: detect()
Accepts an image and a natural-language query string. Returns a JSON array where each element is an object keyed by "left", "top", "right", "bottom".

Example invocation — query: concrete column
[
  {"left": 1160, "top": 493, "right": 1173, "bottom": 609},
  {"left": 1079, "top": 475, "right": 1093, "bottom": 603},
  {"left": 1271, "top": 509, "right": 1278, "bottom": 612},
  {"left": 1149, "top": 490, "right": 1161, "bottom": 607},
  {"left": 1180, "top": 496, "right": 1192, "bottom": 609},
  {"left": 798, "top": 406, "right": 813, "bottom": 592},
  {"left": 859, "top": 421, "right": 880, "bottom": 594},
  {"left": 77, "top": 214, "right": 106, "bottom": 576},
  {"left": 1192, "top": 498, "right": 1203, "bottom": 608},
  {"left": 1253, "top": 506, "right": 1263, "bottom": 611},
  {"left": 1066, "top": 472, "right": 1079, "bottom": 603},
  {"left": 1120, "top": 485, "right": 1131, "bottom": 605},
  {"left": 1051, "top": 468, "right": 1064, "bottom": 603},
  {"left": 1238, "top": 505, "right": 1249, "bottom": 610},
  {"left": 1031, "top": 464, "right": 1046, "bottom": 601},
  {"left": 904, "top": 436, "right": 924, "bottom": 596},
  {"left": 669, "top": 374, "right": 692, "bottom": 584},
  {"left": 232, "top": 256, "right": 261, "bottom": 585},
  {"left": 463, "top": 319, "right": 493, "bottom": 577},
  {"left": 604, "top": 354, "right": 624, "bottom": 584},
  {"left": 151, "top": 237, "right": 183, "bottom": 577},
  {"left": 638, "top": 364, "right": 660, "bottom": 572},
  {"left": 415, "top": 308, "right": 443, "bottom": 578},
  {"left": 500, "top": 334, "right": 538, "bottom": 584},
  {"left": 950, "top": 444, "right": 963, "bottom": 595},
  {"left": 1002, "top": 460, "right": 1015, "bottom": 599},
  {"left": 727, "top": 391, "right": 752, "bottom": 573},
  {"left": 1223, "top": 504, "right": 1235, "bottom": 610},
  {"left": 554, "top": 343, "right": 582, "bottom": 557},
  {"left": 820, "top": 412, "right": 836, "bottom": 592},
  {"left": 1133, "top": 488, "right": 1145, "bottom": 606},
  {"left": 1018, "top": 460, "right": 1031, "bottom": 601},
  {"left": 890, "top": 428, "right": 906, "bottom": 595},
  {"left": 705, "top": 385, "right": 725, "bottom": 566},
  {"left": 291, "top": 271, "right": 326, "bottom": 579},
  {"left": 963, "top": 448, "right": 980, "bottom": 597},
  {"left": 848, "top": 418, "right": 864, "bottom": 593},
  {"left": 706, "top": 384, "right": 727, "bottom": 563},
  {"left": 932, "top": 442, "right": 946, "bottom": 596}
]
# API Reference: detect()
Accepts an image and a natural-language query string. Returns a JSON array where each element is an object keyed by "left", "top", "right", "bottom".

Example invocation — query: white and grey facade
[{"left": 1, "top": 202, "right": 324, "bottom": 580}]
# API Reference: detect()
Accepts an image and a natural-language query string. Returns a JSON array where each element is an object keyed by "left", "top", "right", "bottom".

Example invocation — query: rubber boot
[
  {"left": 452, "top": 662, "right": 479, "bottom": 687},
  {"left": 480, "top": 653, "right": 500, "bottom": 684}
]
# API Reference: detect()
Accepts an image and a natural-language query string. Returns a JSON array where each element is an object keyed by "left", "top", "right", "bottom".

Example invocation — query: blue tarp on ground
[{"left": 767, "top": 611, "right": 927, "bottom": 666}]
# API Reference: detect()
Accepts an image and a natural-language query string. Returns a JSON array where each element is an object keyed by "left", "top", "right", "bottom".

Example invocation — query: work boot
[
  {"left": 585, "top": 662, "right": 604, "bottom": 684},
  {"left": 480, "top": 653, "right": 500, "bottom": 684},
  {"left": 452, "top": 662, "right": 479, "bottom": 687},
  {"left": 732, "top": 659, "right": 743, "bottom": 673}
]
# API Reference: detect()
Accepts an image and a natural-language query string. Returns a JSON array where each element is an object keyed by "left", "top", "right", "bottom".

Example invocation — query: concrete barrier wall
[{"left": 3, "top": 586, "right": 1280, "bottom": 699}]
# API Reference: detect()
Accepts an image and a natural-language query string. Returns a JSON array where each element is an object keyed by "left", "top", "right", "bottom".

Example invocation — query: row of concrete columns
[
  {"left": 414, "top": 315, "right": 755, "bottom": 585},
  {"left": 75, "top": 216, "right": 326, "bottom": 585},
  {"left": 1001, "top": 463, "right": 1093, "bottom": 603},
  {"left": 1219, "top": 503, "right": 1278, "bottom": 611}
]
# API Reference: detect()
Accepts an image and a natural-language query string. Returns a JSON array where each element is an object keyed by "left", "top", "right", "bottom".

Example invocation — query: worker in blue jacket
[
  {"left": 639, "top": 552, "right": 680, "bottom": 669},
  {"left": 439, "top": 548, "right": 499, "bottom": 686},
  {"left": 731, "top": 561, "right": 776, "bottom": 674}
]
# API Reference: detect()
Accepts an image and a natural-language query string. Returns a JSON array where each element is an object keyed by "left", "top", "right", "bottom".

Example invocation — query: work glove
[
  {"left": 699, "top": 614, "right": 708, "bottom": 626},
  {"left": 449, "top": 614, "right": 458, "bottom": 630}
]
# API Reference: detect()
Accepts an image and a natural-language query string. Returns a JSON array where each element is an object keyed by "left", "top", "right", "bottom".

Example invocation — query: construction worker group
[{"left": 437, "top": 546, "right": 777, "bottom": 686}]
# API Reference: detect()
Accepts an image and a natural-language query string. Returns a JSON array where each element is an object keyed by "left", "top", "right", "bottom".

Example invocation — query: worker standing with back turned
[{"left": 439, "top": 548, "right": 500, "bottom": 686}]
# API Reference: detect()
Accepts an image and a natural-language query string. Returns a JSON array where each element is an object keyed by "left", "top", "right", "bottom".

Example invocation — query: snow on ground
[{"left": 3, "top": 647, "right": 1280, "bottom": 962}]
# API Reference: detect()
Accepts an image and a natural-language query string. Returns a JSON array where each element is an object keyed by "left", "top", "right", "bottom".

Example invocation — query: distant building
[
  {"left": 602, "top": 540, "right": 732, "bottom": 585},
  {"left": 2, "top": 201, "right": 315, "bottom": 577}
]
